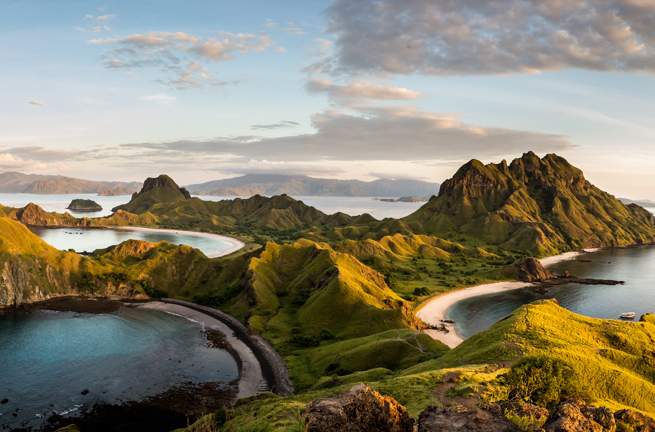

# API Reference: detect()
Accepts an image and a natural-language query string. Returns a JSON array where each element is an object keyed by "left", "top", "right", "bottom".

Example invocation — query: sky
[{"left": 2, "top": 0, "right": 655, "bottom": 198}]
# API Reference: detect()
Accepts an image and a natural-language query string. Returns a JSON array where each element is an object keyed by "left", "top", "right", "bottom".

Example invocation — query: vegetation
[{"left": 4, "top": 153, "right": 655, "bottom": 431}]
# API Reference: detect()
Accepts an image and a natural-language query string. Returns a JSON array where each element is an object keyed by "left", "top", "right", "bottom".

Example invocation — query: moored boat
[{"left": 620, "top": 312, "right": 636, "bottom": 319}]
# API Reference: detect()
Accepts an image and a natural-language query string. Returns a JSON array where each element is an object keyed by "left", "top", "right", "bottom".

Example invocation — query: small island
[{"left": 66, "top": 199, "right": 103, "bottom": 212}]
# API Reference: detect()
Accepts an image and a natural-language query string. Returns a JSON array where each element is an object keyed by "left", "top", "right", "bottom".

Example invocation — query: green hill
[
  {"left": 401, "top": 152, "right": 655, "bottom": 256},
  {"left": 114, "top": 174, "right": 191, "bottom": 214}
]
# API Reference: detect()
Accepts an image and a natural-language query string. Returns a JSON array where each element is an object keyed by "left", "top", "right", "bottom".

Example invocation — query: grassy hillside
[
  {"left": 117, "top": 175, "right": 191, "bottom": 214},
  {"left": 182, "top": 300, "right": 655, "bottom": 431},
  {"left": 401, "top": 152, "right": 655, "bottom": 256}
]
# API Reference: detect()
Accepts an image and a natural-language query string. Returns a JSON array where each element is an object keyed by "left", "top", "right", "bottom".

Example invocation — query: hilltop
[
  {"left": 0, "top": 171, "right": 141, "bottom": 194},
  {"left": 185, "top": 174, "right": 440, "bottom": 197},
  {"left": 113, "top": 175, "right": 191, "bottom": 214},
  {"left": 399, "top": 152, "right": 655, "bottom": 256}
]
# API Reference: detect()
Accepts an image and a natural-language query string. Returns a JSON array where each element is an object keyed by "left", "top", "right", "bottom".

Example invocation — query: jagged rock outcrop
[
  {"left": 513, "top": 403, "right": 549, "bottom": 423},
  {"left": 544, "top": 399, "right": 615, "bottom": 432},
  {"left": 614, "top": 409, "right": 655, "bottom": 432},
  {"left": 418, "top": 403, "right": 520, "bottom": 432},
  {"left": 304, "top": 384, "right": 414, "bottom": 432},
  {"left": 515, "top": 257, "right": 554, "bottom": 282}
]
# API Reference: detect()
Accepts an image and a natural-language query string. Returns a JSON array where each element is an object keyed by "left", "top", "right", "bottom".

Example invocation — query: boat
[{"left": 620, "top": 312, "right": 636, "bottom": 319}]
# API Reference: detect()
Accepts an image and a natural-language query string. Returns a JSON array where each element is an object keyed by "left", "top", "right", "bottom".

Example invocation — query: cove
[
  {"left": 447, "top": 246, "right": 655, "bottom": 339},
  {"left": 27, "top": 226, "right": 241, "bottom": 258},
  {"left": 0, "top": 306, "right": 239, "bottom": 430}
]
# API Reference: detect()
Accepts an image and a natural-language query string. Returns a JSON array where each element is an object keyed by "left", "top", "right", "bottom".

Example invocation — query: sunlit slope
[
  {"left": 402, "top": 152, "right": 655, "bottom": 256},
  {"left": 117, "top": 174, "right": 190, "bottom": 214},
  {"left": 408, "top": 299, "right": 655, "bottom": 414}
]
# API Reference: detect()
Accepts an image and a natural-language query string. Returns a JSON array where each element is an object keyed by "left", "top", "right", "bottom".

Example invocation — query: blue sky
[{"left": 2, "top": 0, "right": 655, "bottom": 199}]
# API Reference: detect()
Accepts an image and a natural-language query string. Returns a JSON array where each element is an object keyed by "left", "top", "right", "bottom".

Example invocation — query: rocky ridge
[{"left": 305, "top": 386, "right": 655, "bottom": 432}]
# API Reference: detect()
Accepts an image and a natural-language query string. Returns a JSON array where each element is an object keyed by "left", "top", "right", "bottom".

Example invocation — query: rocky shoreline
[{"left": 160, "top": 298, "right": 294, "bottom": 397}]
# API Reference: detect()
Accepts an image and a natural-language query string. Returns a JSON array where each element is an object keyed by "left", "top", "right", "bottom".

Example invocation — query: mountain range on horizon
[
  {"left": 0, "top": 171, "right": 441, "bottom": 198},
  {"left": 184, "top": 173, "right": 441, "bottom": 197}
]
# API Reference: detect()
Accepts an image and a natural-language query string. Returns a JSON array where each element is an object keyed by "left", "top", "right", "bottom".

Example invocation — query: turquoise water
[
  {"left": 448, "top": 246, "right": 655, "bottom": 339},
  {"left": 28, "top": 226, "right": 233, "bottom": 257},
  {"left": 0, "top": 307, "right": 238, "bottom": 430}
]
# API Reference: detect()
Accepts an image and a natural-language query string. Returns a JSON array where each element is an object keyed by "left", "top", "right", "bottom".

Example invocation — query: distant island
[
  {"left": 0, "top": 171, "right": 141, "bottom": 194},
  {"left": 98, "top": 186, "right": 139, "bottom": 196},
  {"left": 373, "top": 196, "right": 430, "bottom": 203},
  {"left": 66, "top": 199, "right": 102, "bottom": 212},
  {"left": 619, "top": 197, "right": 655, "bottom": 208},
  {"left": 185, "top": 173, "right": 440, "bottom": 197}
]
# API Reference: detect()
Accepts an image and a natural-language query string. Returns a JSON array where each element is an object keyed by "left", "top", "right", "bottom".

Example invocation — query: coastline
[
  {"left": 417, "top": 248, "right": 601, "bottom": 348},
  {"left": 114, "top": 226, "right": 245, "bottom": 258},
  {"left": 139, "top": 301, "right": 265, "bottom": 399}
]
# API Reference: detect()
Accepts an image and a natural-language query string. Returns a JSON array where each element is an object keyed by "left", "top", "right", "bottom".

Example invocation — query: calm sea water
[
  {"left": 0, "top": 193, "right": 425, "bottom": 221},
  {"left": 0, "top": 307, "right": 238, "bottom": 430},
  {"left": 28, "top": 226, "right": 233, "bottom": 256},
  {"left": 448, "top": 246, "right": 655, "bottom": 339}
]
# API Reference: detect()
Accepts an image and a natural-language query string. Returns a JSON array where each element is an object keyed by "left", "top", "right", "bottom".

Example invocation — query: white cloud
[
  {"left": 0, "top": 153, "right": 48, "bottom": 171},
  {"left": 120, "top": 105, "right": 572, "bottom": 163},
  {"left": 89, "top": 30, "right": 274, "bottom": 90},
  {"left": 319, "top": 0, "right": 655, "bottom": 76},
  {"left": 27, "top": 100, "right": 46, "bottom": 106},
  {"left": 306, "top": 78, "right": 425, "bottom": 104}
]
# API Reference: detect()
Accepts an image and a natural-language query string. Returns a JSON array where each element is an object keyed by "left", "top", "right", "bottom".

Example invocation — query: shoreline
[
  {"left": 417, "top": 248, "right": 601, "bottom": 348},
  {"left": 104, "top": 226, "right": 246, "bottom": 258},
  {"left": 139, "top": 301, "right": 265, "bottom": 400}
]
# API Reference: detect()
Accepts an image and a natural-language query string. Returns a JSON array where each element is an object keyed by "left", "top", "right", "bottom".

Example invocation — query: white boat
[{"left": 620, "top": 312, "right": 636, "bottom": 319}]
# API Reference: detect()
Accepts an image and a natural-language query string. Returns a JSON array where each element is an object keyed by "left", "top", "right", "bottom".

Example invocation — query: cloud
[
  {"left": 306, "top": 78, "right": 424, "bottom": 103},
  {"left": 251, "top": 121, "right": 300, "bottom": 130},
  {"left": 367, "top": 172, "right": 431, "bottom": 181},
  {"left": 120, "top": 105, "right": 572, "bottom": 163},
  {"left": 89, "top": 30, "right": 275, "bottom": 90},
  {"left": 140, "top": 93, "right": 178, "bottom": 106},
  {"left": 263, "top": 19, "right": 305, "bottom": 34},
  {"left": 27, "top": 100, "right": 46, "bottom": 106},
  {"left": 4, "top": 146, "right": 80, "bottom": 162},
  {"left": 78, "top": 13, "right": 115, "bottom": 32},
  {"left": 56, "top": 164, "right": 72, "bottom": 172},
  {"left": 0, "top": 153, "right": 49, "bottom": 171},
  {"left": 210, "top": 160, "right": 345, "bottom": 176},
  {"left": 318, "top": 0, "right": 655, "bottom": 76}
]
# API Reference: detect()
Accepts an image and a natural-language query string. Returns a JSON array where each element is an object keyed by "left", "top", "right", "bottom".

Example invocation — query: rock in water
[
  {"left": 418, "top": 404, "right": 521, "bottom": 432},
  {"left": 544, "top": 399, "right": 615, "bottom": 432},
  {"left": 305, "top": 383, "right": 414, "bottom": 432},
  {"left": 1, "top": 398, "right": 8, "bottom": 404},
  {"left": 66, "top": 199, "right": 102, "bottom": 212}
]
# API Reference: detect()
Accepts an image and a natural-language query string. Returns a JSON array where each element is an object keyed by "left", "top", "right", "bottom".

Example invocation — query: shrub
[
  {"left": 413, "top": 287, "right": 430, "bottom": 296},
  {"left": 503, "top": 356, "right": 587, "bottom": 410},
  {"left": 319, "top": 329, "right": 335, "bottom": 340}
]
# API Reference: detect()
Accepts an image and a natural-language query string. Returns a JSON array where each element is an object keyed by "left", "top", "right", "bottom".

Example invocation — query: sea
[
  {"left": 0, "top": 307, "right": 238, "bottom": 430},
  {"left": 448, "top": 246, "right": 655, "bottom": 339}
]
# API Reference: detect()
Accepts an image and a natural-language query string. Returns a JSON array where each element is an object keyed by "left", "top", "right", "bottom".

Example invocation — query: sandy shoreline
[
  {"left": 139, "top": 301, "right": 265, "bottom": 400},
  {"left": 116, "top": 226, "right": 245, "bottom": 258},
  {"left": 417, "top": 248, "right": 601, "bottom": 348}
]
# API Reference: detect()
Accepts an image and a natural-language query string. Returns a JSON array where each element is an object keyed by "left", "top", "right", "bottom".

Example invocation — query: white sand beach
[
  {"left": 118, "top": 226, "right": 245, "bottom": 258},
  {"left": 417, "top": 248, "right": 601, "bottom": 348},
  {"left": 139, "top": 301, "right": 265, "bottom": 399}
]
